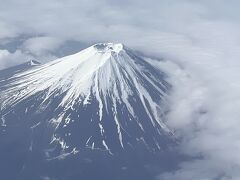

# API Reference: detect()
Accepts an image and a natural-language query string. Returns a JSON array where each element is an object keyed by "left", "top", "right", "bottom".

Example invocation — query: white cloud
[
  {"left": 22, "top": 36, "right": 63, "bottom": 55},
  {"left": 20, "top": 36, "right": 62, "bottom": 62},
  {"left": 0, "top": 49, "right": 32, "bottom": 70},
  {"left": 152, "top": 20, "right": 240, "bottom": 180}
]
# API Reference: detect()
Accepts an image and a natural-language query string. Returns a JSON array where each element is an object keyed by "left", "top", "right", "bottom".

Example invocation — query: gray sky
[{"left": 1, "top": 0, "right": 240, "bottom": 179}]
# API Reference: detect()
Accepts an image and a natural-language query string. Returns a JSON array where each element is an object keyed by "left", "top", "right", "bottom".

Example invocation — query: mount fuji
[{"left": 0, "top": 43, "right": 178, "bottom": 180}]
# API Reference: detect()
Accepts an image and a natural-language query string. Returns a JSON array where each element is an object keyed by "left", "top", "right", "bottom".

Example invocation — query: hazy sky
[{"left": 1, "top": 0, "right": 240, "bottom": 179}]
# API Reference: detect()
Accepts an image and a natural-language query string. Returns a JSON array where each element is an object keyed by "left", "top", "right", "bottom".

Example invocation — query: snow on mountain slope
[{"left": 0, "top": 43, "right": 173, "bottom": 156}]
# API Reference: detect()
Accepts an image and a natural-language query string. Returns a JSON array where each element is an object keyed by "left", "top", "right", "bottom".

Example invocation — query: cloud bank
[{"left": 1, "top": 0, "right": 240, "bottom": 179}]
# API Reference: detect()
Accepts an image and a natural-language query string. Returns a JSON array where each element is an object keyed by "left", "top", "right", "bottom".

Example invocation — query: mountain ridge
[{"left": 0, "top": 43, "right": 176, "bottom": 180}]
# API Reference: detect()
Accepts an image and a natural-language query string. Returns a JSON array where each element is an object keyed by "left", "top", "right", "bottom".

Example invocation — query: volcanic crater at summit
[{"left": 93, "top": 43, "right": 124, "bottom": 54}]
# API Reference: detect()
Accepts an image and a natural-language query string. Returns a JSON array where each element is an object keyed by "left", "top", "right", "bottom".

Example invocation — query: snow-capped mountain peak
[
  {"left": 0, "top": 43, "right": 172, "bottom": 155},
  {"left": 28, "top": 60, "right": 41, "bottom": 66}
]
